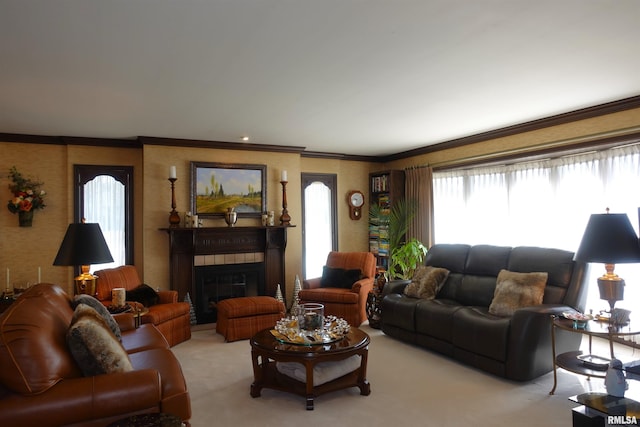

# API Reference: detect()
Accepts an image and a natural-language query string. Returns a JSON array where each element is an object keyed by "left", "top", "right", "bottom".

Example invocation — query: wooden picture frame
[{"left": 191, "top": 162, "right": 266, "bottom": 218}]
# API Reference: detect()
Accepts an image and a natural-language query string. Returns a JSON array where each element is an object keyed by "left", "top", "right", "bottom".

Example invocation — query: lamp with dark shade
[
  {"left": 53, "top": 222, "right": 114, "bottom": 296},
  {"left": 574, "top": 210, "right": 640, "bottom": 314}
]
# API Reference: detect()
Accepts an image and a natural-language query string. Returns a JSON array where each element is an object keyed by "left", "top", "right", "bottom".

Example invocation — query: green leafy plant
[{"left": 369, "top": 198, "right": 426, "bottom": 280}]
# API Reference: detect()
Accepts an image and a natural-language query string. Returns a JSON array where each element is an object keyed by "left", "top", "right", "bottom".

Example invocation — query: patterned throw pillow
[
  {"left": 488, "top": 269, "right": 548, "bottom": 316},
  {"left": 72, "top": 294, "right": 122, "bottom": 341},
  {"left": 403, "top": 266, "right": 450, "bottom": 299},
  {"left": 66, "top": 304, "right": 133, "bottom": 376}
]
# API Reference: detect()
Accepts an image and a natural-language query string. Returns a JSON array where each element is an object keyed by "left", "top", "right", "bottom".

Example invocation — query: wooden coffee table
[{"left": 250, "top": 327, "right": 371, "bottom": 409}]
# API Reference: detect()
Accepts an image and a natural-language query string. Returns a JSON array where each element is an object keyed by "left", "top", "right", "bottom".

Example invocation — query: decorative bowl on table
[
  {"left": 272, "top": 315, "right": 350, "bottom": 345},
  {"left": 562, "top": 311, "right": 593, "bottom": 329}
]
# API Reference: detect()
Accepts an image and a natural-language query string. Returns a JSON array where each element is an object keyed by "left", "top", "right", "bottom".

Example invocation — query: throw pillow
[
  {"left": 67, "top": 304, "right": 133, "bottom": 376},
  {"left": 72, "top": 294, "right": 122, "bottom": 341},
  {"left": 403, "top": 266, "right": 450, "bottom": 299},
  {"left": 320, "top": 267, "right": 362, "bottom": 289},
  {"left": 126, "top": 284, "right": 159, "bottom": 307},
  {"left": 488, "top": 269, "right": 548, "bottom": 317}
]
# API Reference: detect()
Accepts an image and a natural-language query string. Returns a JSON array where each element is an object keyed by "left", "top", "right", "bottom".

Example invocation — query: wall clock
[{"left": 347, "top": 190, "right": 365, "bottom": 220}]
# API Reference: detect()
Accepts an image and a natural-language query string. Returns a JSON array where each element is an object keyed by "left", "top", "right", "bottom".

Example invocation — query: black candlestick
[
  {"left": 279, "top": 180, "right": 291, "bottom": 226},
  {"left": 168, "top": 178, "right": 181, "bottom": 227}
]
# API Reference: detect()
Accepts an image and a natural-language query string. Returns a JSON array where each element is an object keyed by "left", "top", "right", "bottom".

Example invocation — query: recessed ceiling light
[{"left": 241, "top": 136, "right": 249, "bottom": 141}]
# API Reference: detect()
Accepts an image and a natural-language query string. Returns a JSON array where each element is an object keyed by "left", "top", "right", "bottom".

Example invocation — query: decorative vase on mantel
[
  {"left": 18, "top": 210, "right": 34, "bottom": 227},
  {"left": 224, "top": 207, "right": 238, "bottom": 227}
]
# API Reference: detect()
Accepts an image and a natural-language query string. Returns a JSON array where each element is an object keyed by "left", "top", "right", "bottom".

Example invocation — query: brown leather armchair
[
  {"left": 95, "top": 265, "right": 191, "bottom": 347},
  {"left": 299, "top": 251, "right": 376, "bottom": 326}
]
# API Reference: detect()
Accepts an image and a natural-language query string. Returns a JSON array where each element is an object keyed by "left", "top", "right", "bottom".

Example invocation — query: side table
[
  {"left": 550, "top": 315, "right": 640, "bottom": 395},
  {"left": 570, "top": 392, "right": 640, "bottom": 427}
]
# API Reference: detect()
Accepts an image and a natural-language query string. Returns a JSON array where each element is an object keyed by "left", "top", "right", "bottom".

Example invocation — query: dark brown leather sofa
[
  {"left": 381, "top": 244, "right": 589, "bottom": 381},
  {"left": 0, "top": 283, "right": 191, "bottom": 427}
]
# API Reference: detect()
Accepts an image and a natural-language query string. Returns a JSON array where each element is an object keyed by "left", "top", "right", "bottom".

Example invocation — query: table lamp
[
  {"left": 574, "top": 210, "right": 640, "bottom": 314},
  {"left": 53, "top": 222, "right": 114, "bottom": 295}
]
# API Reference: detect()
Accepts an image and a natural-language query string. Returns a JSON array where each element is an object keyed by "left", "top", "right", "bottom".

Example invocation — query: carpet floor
[{"left": 171, "top": 323, "right": 632, "bottom": 427}]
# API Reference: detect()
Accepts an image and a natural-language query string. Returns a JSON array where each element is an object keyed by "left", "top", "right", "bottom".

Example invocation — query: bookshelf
[{"left": 368, "top": 170, "right": 405, "bottom": 272}]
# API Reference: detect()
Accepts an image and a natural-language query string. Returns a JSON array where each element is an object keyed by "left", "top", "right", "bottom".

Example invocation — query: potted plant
[{"left": 366, "top": 198, "right": 427, "bottom": 328}]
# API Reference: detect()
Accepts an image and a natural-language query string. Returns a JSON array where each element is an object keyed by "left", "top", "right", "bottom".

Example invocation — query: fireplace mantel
[{"left": 161, "top": 226, "right": 291, "bottom": 305}]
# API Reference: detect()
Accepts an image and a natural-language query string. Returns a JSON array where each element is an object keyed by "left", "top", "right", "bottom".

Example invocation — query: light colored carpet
[{"left": 171, "top": 323, "right": 617, "bottom": 427}]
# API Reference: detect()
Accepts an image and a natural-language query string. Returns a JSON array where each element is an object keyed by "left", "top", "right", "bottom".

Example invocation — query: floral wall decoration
[{"left": 6, "top": 166, "right": 46, "bottom": 227}]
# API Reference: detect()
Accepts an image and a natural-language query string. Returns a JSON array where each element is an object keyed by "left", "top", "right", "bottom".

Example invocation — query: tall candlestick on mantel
[
  {"left": 169, "top": 166, "right": 177, "bottom": 179},
  {"left": 279, "top": 180, "right": 291, "bottom": 226},
  {"left": 168, "top": 176, "right": 181, "bottom": 227}
]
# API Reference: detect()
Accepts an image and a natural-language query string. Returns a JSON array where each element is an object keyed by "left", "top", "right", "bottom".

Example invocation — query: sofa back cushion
[
  {"left": 0, "top": 284, "right": 81, "bottom": 395},
  {"left": 325, "top": 251, "right": 376, "bottom": 280},
  {"left": 426, "top": 244, "right": 585, "bottom": 309},
  {"left": 94, "top": 265, "right": 142, "bottom": 301}
]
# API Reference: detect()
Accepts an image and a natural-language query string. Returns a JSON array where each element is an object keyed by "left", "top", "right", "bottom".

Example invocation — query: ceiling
[{"left": 1, "top": 1, "right": 639, "bottom": 156}]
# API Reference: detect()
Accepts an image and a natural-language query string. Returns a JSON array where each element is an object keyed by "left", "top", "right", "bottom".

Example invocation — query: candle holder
[
  {"left": 168, "top": 178, "right": 181, "bottom": 227},
  {"left": 279, "top": 180, "right": 291, "bottom": 226}
]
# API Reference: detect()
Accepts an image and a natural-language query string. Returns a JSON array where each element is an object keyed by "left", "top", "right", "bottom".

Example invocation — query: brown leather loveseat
[
  {"left": 0, "top": 283, "right": 191, "bottom": 427},
  {"left": 382, "top": 244, "right": 589, "bottom": 381}
]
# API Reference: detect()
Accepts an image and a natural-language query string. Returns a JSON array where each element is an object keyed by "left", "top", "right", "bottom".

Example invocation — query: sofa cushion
[
  {"left": 320, "top": 266, "right": 361, "bottom": 289},
  {"left": 126, "top": 284, "right": 160, "bottom": 307},
  {"left": 488, "top": 270, "right": 548, "bottom": 316},
  {"left": 452, "top": 306, "right": 511, "bottom": 362},
  {"left": 414, "top": 299, "right": 464, "bottom": 342},
  {"left": 67, "top": 304, "right": 133, "bottom": 376},
  {"left": 404, "top": 266, "right": 449, "bottom": 299},
  {"left": 72, "top": 294, "right": 122, "bottom": 341}
]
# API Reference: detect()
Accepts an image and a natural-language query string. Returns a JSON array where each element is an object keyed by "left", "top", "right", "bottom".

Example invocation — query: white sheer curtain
[
  {"left": 83, "top": 175, "right": 126, "bottom": 271},
  {"left": 304, "top": 181, "right": 333, "bottom": 279},
  {"left": 433, "top": 144, "right": 640, "bottom": 312}
]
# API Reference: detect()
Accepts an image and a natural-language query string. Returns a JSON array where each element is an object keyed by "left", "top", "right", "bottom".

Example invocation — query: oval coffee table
[{"left": 250, "top": 327, "right": 371, "bottom": 409}]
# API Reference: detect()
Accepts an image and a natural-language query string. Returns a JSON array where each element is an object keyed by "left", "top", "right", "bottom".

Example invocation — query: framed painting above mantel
[{"left": 191, "top": 162, "right": 266, "bottom": 218}]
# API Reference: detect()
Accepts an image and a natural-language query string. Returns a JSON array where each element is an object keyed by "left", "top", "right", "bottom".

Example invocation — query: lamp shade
[
  {"left": 574, "top": 213, "right": 640, "bottom": 263},
  {"left": 53, "top": 223, "right": 114, "bottom": 266}
]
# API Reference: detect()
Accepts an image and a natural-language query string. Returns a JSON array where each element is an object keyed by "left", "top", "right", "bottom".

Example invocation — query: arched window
[
  {"left": 74, "top": 165, "right": 134, "bottom": 270},
  {"left": 301, "top": 173, "right": 337, "bottom": 279}
]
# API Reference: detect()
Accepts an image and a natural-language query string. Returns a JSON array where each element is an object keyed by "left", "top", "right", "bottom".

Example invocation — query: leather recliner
[{"left": 0, "top": 283, "right": 191, "bottom": 427}]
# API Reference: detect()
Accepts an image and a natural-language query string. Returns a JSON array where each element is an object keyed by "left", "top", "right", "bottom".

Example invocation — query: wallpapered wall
[
  {"left": 0, "top": 141, "right": 372, "bottom": 304},
  {"left": 1, "top": 107, "right": 638, "bottom": 301}
]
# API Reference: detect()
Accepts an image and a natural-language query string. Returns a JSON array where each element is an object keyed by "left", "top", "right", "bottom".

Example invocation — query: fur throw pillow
[
  {"left": 126, "top": 284, "right": 159, "bottom": 307},
  {"left": 488, "top": 269, "right": 548, "bottom": 317},
  {"left": 404, "top": 266, "right": 450, "bottom": 299},
  {"left": 67, "top": 304, "right": 133, "bottom": 376},
  {"left": 72, "top": 294, "right": 121, "bottom": 341}
]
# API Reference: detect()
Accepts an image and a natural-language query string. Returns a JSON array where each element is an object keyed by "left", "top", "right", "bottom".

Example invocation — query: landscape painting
[{"left": 191, "top": 162, "right": 266, "bottom": 218}]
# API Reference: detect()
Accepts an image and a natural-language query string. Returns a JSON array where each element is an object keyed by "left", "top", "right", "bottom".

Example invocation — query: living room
[{"left": 2, "top": 2, "right": 640, "bottom": 426}]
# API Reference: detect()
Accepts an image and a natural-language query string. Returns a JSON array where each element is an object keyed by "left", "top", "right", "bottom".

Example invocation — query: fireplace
[
  {"left": 194, "top": 262, "right": 264, "bottom": 323},
  {"left": 162, "top": 226, "right": 290, "bottom": 325}
]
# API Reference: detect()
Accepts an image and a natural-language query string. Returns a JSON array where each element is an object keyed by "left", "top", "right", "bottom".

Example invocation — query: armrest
[
  {"left": 351, "top": 277, "right": 374, "bottom": 297},
  {"left": 303, "top": 278, "right": 322, "bottom": 289},
  {"left": 157, "top": 290, "right": 178, "bottom": 304},
  {"left": 0, "top": 369, "right": 161, "bottom": 426},
  {"left": 382, "top": 279, "right": 411, "bottom": 297},
  {"left": 506, "top": 304, "right": 582, "bottom": 380},
  {"left": 113, "top": 312, "right": 136, "bottom": 331}
]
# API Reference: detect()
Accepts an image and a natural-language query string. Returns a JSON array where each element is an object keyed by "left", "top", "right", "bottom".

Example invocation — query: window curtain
[
  {"left": 404, "top": 165, "right": 435, "bottom": 248},
  {"left": 433, "top": 143, "right": 640, "bottom": 313},
  {"left": 84, "top": 175, "right": 126, "bottom": 271}
]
